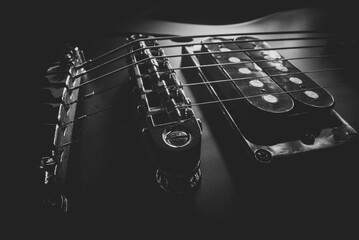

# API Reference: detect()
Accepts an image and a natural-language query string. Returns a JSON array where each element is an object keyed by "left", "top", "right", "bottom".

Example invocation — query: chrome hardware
[
  {"left": 254, "top": 149, "right": 272, "bottom": 163},
  {"left": 40, "top": 46, "right": 86, "bottom": 212},
  {"left": 163, "top": 128, "right": 192, "bottom": 148},
  {"left": 128, "top": 34, "right": 203, "bottom": 193}
]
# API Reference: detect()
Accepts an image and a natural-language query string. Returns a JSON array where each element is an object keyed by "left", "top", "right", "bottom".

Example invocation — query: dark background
[
  {"left": 8, "top": 0, "right": 359, "bottom": 237},
  {"left": 29, "top": 0, "right": 359, "bottom": 44},
  {"left": 21, "top": 0, "right": 358, "bottom": 80}
]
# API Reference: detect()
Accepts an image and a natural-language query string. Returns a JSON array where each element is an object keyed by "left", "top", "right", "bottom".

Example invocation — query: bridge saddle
[{"left": 128, "top": 34, "right": 203, "bottom": 193}]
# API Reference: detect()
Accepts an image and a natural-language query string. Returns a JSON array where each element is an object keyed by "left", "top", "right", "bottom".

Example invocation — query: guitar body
[{"left": 34, "top": 6, "right": 359, "bottom": 236}]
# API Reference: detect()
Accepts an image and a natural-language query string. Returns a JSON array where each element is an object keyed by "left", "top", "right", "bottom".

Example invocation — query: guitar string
[
  {"left": 73, "top": 32, "right": 348, "bottom": 82},
  {"left": 69, "top": 44, "right": 328, "bottom": 90},
  {"left": 60, "top": 125, "right": 131, "bottom": 148},
  {"left": 91, "top": 77, "right": 358, "bottom": 120},
  {"left": 40, "top": 80, "right": 357, "bottom": 151},
  {"left": 69, "top": 34, "right": 356, "bottom": 90},
  {"left": 40, "top": 91, "right": 134, "bottom": 127},
  {"left": 46, "top": 79, "right": 358, "bottom": 149},
  {"left": 78, "top": 30, "right": 352, "bottom": 67},
  {"left": 42, "top": 121, "right": 136, "bottom": 150},
  {"left": 183, "top": 66, "right": 355, "bottom": 87},
  {"left": 44, "top": 66, "right": 358, "bottom": 150},
  {"left": 53, "top": 61, "right": 355, "bottom": 124},
  {"left": 41, "top": 103, "right": 136, "bottom": 150},
  {"left": 63, "top": 66, "right": 354, "bottom": 115},
  {"left": 76, "top": 34, "right": 349, "bottom": 75},
  {"left": 136, "top": 54, "right": 344, "bottom": 79},
  {"left": 62, "top": 97, "right": 133, "bottom": 126},
  {"left": 71, "top": 31, "right": 355, "bottom": 81},
  {"left": 43, "top": 32, "right": 357, "bottom": 108},
  {"left": 47, "top": 67, "right": 356, "bottom": 133},
  {"left": 180, "top": 82, "right": 356, "bottom": 108},
  {"left": 41, "top": 32, "right": 357, "bottom": 149},
  {"left": 127, "top": 30, "right": 353, "bottom": 44},
  {"left": 64, "top": 53, "right": 342, "bottom": 106},
  {"left": 45, "top": 51, "right": 356, "bottom": 123},
  {"left": 42, "top": 45, "right": 356, "bottom": 143}
]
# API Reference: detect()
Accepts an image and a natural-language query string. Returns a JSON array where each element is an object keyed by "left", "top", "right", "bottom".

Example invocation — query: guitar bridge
[
  {"left": 40, "top": 46, "right": 86, "bottom": 211},
  {"left": 127, "top": 34, "right": 203, "bottom": 193}
]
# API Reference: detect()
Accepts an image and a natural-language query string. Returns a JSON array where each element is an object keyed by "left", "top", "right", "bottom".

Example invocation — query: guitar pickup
[{"left": 183, "top": 36, "right": 357, "bottom": 163}]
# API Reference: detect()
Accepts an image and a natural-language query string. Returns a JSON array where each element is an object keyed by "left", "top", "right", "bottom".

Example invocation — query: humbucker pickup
[
  {"left": 199, "top": 37, "right": 336, "bottom": 139},
  {"left": 184, "top": 36, "right": 357, "bottom": 163}
]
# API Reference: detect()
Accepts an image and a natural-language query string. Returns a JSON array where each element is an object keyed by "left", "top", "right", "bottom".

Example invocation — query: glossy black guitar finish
[{"left": 35, "top": 6, "right": 359, "bottom": 236}]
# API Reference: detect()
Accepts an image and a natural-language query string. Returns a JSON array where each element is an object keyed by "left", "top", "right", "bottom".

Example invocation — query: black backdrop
[
  {"left": 9, "top": 0, "right": 359, "bottom": 237},
  {"left": 32, "top": 0, "right": 359, "bottom": 43}
]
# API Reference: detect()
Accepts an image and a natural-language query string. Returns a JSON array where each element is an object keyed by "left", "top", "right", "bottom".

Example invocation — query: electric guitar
[{"left": 36, "top": 6, "right": 359, "bottom": 236}]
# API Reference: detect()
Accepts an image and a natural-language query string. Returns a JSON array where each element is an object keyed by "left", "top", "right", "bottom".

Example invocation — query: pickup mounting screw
[{"left": 255, "top": 149, "right": 272, "bottom": 163}]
